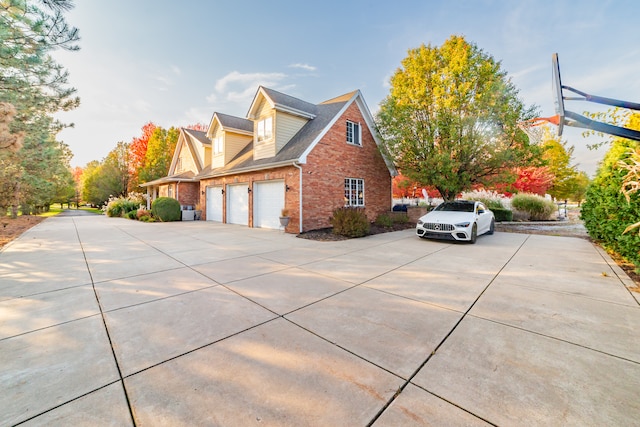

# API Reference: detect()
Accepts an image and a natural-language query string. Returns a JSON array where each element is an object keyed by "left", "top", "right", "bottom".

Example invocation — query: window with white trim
[
  {"left": 214, "top": 136, "right": 223, "bottom": 154},
  {"left": 257, "top": 117, "right": 273, "bottom": 142},
  {"left": 344, "top": 178, "right": 364, "bottom": 206},
  {"left": 346, "top": 121, "right": 361, "bottom": 146}
]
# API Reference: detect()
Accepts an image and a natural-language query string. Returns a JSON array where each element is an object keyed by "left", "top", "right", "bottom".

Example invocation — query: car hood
[{"left": 419, "top": 211, "right": 474, "bottom": 224}]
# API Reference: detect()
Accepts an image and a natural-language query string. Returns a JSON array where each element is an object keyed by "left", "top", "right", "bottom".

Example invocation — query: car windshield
[{"left": 434, "top": 202, "right": 475, "bottom": 212}]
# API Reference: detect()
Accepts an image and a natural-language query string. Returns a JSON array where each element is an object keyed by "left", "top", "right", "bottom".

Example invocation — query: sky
[{"left": 52, "top": 0, "right": 640, "bottom": 176}]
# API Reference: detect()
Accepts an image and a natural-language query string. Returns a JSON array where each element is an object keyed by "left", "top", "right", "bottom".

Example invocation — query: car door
[{"left": 476, "top": 203, "right": 492, "bottom": 234}]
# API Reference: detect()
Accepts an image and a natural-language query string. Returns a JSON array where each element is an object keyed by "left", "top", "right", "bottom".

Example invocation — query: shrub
[
  {"left": 511, "top": 193, "right": 556, "bottom": 221},
  {"left": 125, "top": 210, "right": 137, "bottom": 220},
  {"left": 392, "top": 213, "right": 409, "bottom": 223},
  {"left": 374, "top": 213, "right": 393, "bottom": 228},
  {"left": 139, "top": 215, "right": 153, "bottom": 222},
  {"left": 330, "top": 207, "right": 370, "bottom": 238},
  {"left": 151, "top": 197, "right": 181, "bottom": 222},
  {"left": 105, "top": 194, "right": 142, "bottom": 218},
  {"left": 491, "top": 207, "right": 513, "bottom": 222},
  {"left": 462, "top": 189, "right": 506, "bottom": 210},
  {"left": 136, "top": 208, "right": 151, "bottom": 219},
  {"left": 581, "top": 139, "right": 640, "bottom": 267}
]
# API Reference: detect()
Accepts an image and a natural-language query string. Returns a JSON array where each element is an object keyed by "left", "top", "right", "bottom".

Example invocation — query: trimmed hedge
[
  {"left": 491, "top": 207, "right": 513, "bottom": 222},
  {"left": 151, "top": 197, "right": 181, "bottom": 222}
]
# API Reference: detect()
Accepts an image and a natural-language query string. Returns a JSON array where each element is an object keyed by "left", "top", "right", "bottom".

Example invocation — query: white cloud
[
  {"left": 171, "top": 65, "right": 182, "bottom": 75},
  {"left": 214, "top": 71, "right": 287, "bottom": 93},
  {"left": 206, "top": 70, "right": 289, "bottom": 110},
  {"left": 289, "top": 63, "right": 317, "bottom": 71}
]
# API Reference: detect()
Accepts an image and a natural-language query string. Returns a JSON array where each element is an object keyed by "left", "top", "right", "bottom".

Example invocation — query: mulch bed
[
  {"left": 0, "top": 216, "right": 46, "bottom": 249},
  {"left": 297, "top": 222, "right": 415, "bottom": 241}
]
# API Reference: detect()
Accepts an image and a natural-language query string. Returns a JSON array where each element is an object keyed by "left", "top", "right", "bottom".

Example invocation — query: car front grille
[{"left": 423, "top": 222, "right": 455, "bottom": 232}]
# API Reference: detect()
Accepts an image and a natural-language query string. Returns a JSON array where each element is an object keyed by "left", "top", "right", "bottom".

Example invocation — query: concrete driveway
[{"left": 1, "top": 215, "right": 639, "bottom": 426}]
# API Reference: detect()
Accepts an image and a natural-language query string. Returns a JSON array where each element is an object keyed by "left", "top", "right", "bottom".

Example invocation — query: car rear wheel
[{"left": 470, "top": 223, "right": 477, "bottom": 244}]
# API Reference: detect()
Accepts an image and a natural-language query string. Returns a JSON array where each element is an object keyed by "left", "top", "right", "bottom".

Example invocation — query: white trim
[{"left": 293, "top": 162, "right": 303, "bottom": 233}]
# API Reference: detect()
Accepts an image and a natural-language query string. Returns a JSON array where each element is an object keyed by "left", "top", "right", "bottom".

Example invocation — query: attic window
[
  {"left": 214, "top": 136, "right": 223, "bottom": 154},
  {"left": 257, "top": 117, "right": 273, "bottom": 142},
  {"left": 346, "top": 121, "right": 361, "bottom": 146}
]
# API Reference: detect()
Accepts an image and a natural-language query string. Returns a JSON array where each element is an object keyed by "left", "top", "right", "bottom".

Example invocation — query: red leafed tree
[
  {"left": 128, "top": 122, "right": 157, "bottom": 191},
  {"left": 492, "top": 167, "right": 554, "bottom": 196},
  {"left": 186, "top": 123, "right": 208, "bottom": 132},
  {"left": 393, "top": 174, "right": 441, "bottom": 199}
]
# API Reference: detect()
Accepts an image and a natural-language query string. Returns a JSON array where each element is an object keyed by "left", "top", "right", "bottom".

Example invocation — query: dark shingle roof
[
  {"left": 259, "top": 87, "right": 318, "bottom": 116},
  {"left": 183, "top": 128, "right": 211, "bottom": 146},
  {"left": 197, "top": 90, "right": 354, "bottom": 178},
  {"left": 215, "top": 112, "right": 253, "bottom": 133}
]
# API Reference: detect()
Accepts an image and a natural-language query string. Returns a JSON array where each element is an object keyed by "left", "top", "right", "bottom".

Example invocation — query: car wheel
[
  {"left": 488, "top": 219, "right": 495, "bottom": 235},
  {"left": 470, "top": 223, "right": 477, "bottom": 244}
]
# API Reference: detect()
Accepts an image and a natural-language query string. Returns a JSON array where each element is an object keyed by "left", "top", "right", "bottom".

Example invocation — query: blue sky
[{"left": 53, "top": 0, "right": 640, "bottom": 176}]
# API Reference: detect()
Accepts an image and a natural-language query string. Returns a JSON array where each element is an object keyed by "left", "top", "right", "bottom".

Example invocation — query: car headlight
[
  {"left": 417, "top": 220, "right": 424, "bottom": 225},
  {"left": 455, "top": 222, "right": 470, "bottom": 228}
]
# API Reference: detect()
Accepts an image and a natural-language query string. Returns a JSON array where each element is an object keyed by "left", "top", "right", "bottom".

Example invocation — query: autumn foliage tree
[
  {"left": 377, "top": 35, "right": 538, "bottom": 201},
  {"left": 128, "top": 122, "right": 157, "bottom": 191}
]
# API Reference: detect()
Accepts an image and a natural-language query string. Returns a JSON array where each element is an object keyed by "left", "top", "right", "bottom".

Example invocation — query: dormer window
[
  {"left": 214, "top": 136, "right": 223, "bottom": 154},
  {"left": 257, "top": 117, "right": 273, "bottom": 142},
  {"left": 346, "top": 121, "right": 361, "bottom": 146}
]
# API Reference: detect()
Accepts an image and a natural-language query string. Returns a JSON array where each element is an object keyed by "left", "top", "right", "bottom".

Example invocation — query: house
[{"left": 141, "top": 86, "right": 397, "bottom": 233}]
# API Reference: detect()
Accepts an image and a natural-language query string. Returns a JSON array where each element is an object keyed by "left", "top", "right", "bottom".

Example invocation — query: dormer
[
  {"left": 169, "top": 128, "right": 210, "bottom": 175},
  {"left": 206, "top": 112, "right": 253, "bottom": 169},
  {"left": 247, "top": 86, "right": 317, "bottom": 160}
]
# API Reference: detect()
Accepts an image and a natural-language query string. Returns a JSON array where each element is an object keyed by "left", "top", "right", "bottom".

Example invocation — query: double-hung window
[
  {"left": 344, "top": 178, "right": 365, "bottom": 207},
  {"left": 257, "top": 117, "right": 273, "bottom": 142},
  {"left": 346, "top": 121, "right": 361, "bottom": 146}
]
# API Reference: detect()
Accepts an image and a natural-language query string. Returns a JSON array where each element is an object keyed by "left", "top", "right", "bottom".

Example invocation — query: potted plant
[
  {"left": 279, "top": 208, "right": 290, "bottom": 227},
  {"left": 194, "top": 203, "right": 202, "bottom": 221}
]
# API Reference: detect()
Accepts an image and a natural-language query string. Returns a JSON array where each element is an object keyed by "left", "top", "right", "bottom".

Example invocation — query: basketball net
[{"left": 517, "top": 115, "right": 560, "bottom": 144}]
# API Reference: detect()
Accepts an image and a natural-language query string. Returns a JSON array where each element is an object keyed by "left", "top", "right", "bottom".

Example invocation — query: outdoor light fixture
[{"left": 286, "top": 185, "right": 291, "bottom": 192}]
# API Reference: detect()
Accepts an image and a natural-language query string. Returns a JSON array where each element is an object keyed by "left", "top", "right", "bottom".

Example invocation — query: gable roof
[
  {"left": 247, "top": 86, "right": 317, "bottom": 120},
  {"left": 209, "top": 112, "right": 253, "bottom": 136},
  {"left": 197, "top": 88, "right": 397, "bottom": 178}
]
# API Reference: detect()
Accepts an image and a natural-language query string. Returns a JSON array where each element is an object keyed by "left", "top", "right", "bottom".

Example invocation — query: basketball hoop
[{"left": 517, "top": 116, "right": 557, "bottom": 144}]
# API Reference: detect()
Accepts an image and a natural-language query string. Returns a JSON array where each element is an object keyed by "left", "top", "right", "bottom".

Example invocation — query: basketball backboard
[{"left": 551, "top": 53, "right": 565, "bottom": 136}]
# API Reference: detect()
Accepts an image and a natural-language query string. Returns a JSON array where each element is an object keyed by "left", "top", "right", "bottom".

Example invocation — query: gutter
[
  {"left": 199, "top": 159, "right": 301, "bottom": 180},
  {"left": 292, "top": 162, "right": 303, "bottom": 233}
]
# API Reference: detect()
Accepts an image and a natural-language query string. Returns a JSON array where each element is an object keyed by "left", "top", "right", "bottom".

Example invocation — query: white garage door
[
  {"left": 205, "top": 186, "right": 223, "bottom": 222},
  {"left": 226, "top": 184, "right": 248, "bottom": 225},
  {"left": 253, "top": 180, "right": 285, "bottom": 229}
]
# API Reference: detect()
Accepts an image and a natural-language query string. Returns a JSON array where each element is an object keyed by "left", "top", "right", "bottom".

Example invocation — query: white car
[{"left": 416, "top": 200, "right": 495, "bottom": 244}]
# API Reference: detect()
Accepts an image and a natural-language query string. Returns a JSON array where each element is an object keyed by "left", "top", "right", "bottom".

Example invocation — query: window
[
  {"left": 346, "top": 121, "right": 361, "bottom": 146},
  {"left": 344, "top": 178, "right": 364, "bottom": 206},
  {"left": 257, "top": 117, "right": 273, "bottom": 142},
  {"left": 214, "top": 136, "right": 223, "bottom": 154}
]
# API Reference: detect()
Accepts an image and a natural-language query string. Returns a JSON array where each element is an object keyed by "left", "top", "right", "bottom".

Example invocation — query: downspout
[{"left": 293, "top": 162, "right": 303, "bottom": 233}]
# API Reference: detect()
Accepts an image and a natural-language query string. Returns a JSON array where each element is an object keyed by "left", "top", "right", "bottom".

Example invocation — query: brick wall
[
  {"left": 176, "top": 182, "right": 199, "bottom": 208},
  {"left": 303, "top": 102, "right": 392, "bottom": 231}
]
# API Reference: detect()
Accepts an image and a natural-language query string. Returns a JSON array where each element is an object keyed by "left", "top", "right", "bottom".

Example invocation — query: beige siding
[
  {"left": 210, "top": 127, "right": 224, "bottom": 169},
  {"left": 253, "top": 101, "right": 276, "bottom": 160},
  {"left": 224, "top": 132, "right": 251, "bottom": 163},
  {"left": 275, "top": 112, "right": 308, "bottom": 152},
  {"left": 204, "top": 147, "right": 211, "bottom": 167},
  {"left": 177, "top": 141, "right": 197, "bottom": 174}
]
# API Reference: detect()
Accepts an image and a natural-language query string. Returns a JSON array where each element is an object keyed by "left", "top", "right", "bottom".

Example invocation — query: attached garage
[
  {"left": 226, "top": 183, "right": 249, "bottom": 225},
  {"left": 253, "top": 180, "right": 285, "bottom": 229},
  {"left": 205, "top": 186, "right": 223, "bottom": 222}
]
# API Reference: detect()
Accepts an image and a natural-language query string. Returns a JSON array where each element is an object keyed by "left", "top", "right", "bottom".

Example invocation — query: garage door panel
[
  {"left": 206, "top": 186, "right": 223, "bottom": 222},
  {"left": 254, "top": 180, "right": 285, "bottom": 229},
  {"left": 227, "top": 184, "right": 248, "bottom": 225}
]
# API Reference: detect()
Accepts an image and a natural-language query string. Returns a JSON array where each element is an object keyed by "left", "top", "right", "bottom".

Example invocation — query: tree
[
  {"left": 570, "top": 171, "right": 590, "bottom": 204},
  {"left": 128, "top": 122, "right": 157, "bottom": 191},
  {"left": 0, "top": 0, "right": 80, "bottom": 215},
  {"left": 139, "top": 126, "right": 179, "bottom": 183},
  {"left": 377, "top": 35, "right": 538, "bottom": 201},
  {"left": 541, "top": 132, "right": 579, "bottom": 200}
]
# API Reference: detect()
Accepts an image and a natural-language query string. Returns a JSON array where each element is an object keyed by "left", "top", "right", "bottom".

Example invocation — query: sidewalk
[{"left": 1, "top": 215, "right": 639, "bottom": 425}]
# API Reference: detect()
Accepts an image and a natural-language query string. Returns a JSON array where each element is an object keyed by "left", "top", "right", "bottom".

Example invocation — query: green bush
[
  {"left": 151, "top": 197, "right": 181, "bottom": 222},
  {"left": 105, "top": 197, "right": 140, "bottom": 218},
  {"left": 491, "top": 207, "right": 513, "bottom": 222},
  {"left": 331, "top": 207, "right": 370, "bottom": 238},
  {"left": 139, "top": 215, "right": 153, "bottom": 222},
  {"left": 392, "top": 213, "right": 409, "bottom": 223},
  {"left": 511, "top": 193, "right": 556, "bottom": 221},
  {"left": 581, "top": 139, "right": 640, "bottom": 267},
  {"left": 125, "top": 210, "right": 138, "bottom": 220},
  {"left": 374, "top": 213, "right": 393, "bottom": 228}
]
